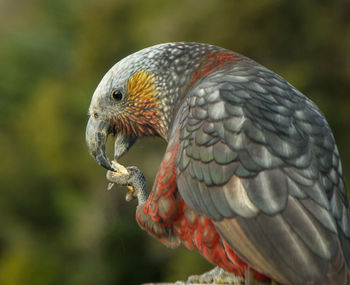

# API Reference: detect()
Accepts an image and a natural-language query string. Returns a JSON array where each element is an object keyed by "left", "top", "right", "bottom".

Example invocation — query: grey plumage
[
  {"left": 176, "top": 56, "right": 350, "bottom": 284},
  {"left": 86, "top": 41, "right": 349, "bottom": 284}
]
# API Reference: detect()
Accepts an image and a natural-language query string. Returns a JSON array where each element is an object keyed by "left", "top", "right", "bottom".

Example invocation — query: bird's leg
[
  {"left": 107, "top": 161, "right": 180, "bottom": 248},
  {"left": 106, "top": 161, "right": 147, "bottom": 205}
]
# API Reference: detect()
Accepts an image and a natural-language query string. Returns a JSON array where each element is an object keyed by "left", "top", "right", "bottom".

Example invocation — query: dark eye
[{"left": 112, "top": 89, "right": 123, "bottom": 101}]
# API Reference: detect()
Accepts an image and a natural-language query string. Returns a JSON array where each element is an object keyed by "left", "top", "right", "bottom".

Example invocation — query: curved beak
[{"left": 85, "top": 117, "right": 115, "bottom": 171}]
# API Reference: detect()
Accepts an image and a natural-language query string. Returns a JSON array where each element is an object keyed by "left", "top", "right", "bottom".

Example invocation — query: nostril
[{"left": 93, "top": 112, "right": 99, "bottom": 119}]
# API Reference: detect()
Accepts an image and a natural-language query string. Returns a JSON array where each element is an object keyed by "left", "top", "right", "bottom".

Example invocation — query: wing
[{"left": 175, "top": 59, "right": 350, "bottom": 284}]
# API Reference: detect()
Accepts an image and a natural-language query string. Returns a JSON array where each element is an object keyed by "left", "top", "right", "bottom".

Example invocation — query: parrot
[{"left": 85, "top": 42, "right": 350, "bottom": 285}]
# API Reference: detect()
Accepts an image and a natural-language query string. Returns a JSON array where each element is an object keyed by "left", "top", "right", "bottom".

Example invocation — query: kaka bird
[{"left": 86, "top": 42, "right": 350, "bottom": 284}]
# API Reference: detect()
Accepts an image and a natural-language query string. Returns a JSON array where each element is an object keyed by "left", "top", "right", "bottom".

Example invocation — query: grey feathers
[{"left": 174, "top": 58, "right": 349, "bottom": 284}]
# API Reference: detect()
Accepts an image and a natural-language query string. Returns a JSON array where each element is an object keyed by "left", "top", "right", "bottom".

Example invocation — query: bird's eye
[{"left": 112, "top": 89, "right": 123, "bottom": 101}]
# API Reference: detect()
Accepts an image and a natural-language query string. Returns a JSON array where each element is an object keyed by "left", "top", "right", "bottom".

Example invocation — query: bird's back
[{"left": 176, "top": 56, "right": 350, "bottom": 284}]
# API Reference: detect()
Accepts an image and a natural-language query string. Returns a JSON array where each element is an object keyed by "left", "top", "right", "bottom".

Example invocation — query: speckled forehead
[
  {"left": 106, "top": 50, "right": 155, "bottom": 86},
  {"left": 90, "top": 49, "right": 154, "bottom": 108},
  {"left": 95, "top": 42, "right": 215, "bottom": 85}
]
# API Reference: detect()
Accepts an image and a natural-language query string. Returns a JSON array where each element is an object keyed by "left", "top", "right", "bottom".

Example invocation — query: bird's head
[
  {"left": 85, "top": 42, "right": 226, "bottom": 170},
  {"left": 86, "top": 45, "right": 167, "bottom": 171}
]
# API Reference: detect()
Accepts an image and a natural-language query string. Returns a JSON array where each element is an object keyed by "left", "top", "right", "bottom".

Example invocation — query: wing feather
[{"left": 174, "top": 60, "right": 350, "bottom": 284}]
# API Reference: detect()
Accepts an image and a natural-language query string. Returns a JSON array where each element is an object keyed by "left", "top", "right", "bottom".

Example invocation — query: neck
[{"left": 153, "top": 44, "right": 242, "bottom": 141}]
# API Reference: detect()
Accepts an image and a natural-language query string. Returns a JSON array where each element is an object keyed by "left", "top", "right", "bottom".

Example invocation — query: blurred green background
[{"left": 0, "top": 0, "right": 349, "bottom": 284}]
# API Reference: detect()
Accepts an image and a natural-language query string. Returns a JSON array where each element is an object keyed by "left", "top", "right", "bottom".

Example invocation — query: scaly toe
[
  {"left": 187, "top": 274, "right": 200, "bottom": 283},
  {"left": 187, "top": 267, "right": 244, "bottom": 284}
]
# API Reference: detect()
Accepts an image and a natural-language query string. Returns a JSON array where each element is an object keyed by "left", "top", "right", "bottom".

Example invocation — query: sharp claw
[
  {"left": 106, "top": 163, "right": 147, "bottom": 205},
  {"left": 125, "top": 191, "right": 134, "bottom": 202},
  {"left": 125, "top": 185, "right": 137, "bottom": 202},
  {"left": 107, "top": 182, "right": 115, "bottom": 191},
  {"left": 127, "top": 185, "right": 135, "bottom": 192}
]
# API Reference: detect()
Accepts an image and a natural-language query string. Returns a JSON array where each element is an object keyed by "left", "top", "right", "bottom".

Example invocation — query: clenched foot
[
  {"left": 106, "top": 161, "right": 147, "bottom": 204},
  {"left": 187, "top": 266, "right": 244, "bottom": 284}
]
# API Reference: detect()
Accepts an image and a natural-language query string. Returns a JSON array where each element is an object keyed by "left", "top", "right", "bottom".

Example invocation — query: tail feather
[
  {"left": 325, "top": 239, "right": 350, "bottom": 285},
  {"left": 339, "top": 228, "right": 350, "bottom": 266}
]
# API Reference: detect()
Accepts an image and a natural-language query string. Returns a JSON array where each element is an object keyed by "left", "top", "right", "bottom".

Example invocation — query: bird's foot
[
  {"left": 106, "top": 161, "right": 147, "bottom": 205},
  {"left": 187, "top": 266, "right": 244, "bottom": 284}
]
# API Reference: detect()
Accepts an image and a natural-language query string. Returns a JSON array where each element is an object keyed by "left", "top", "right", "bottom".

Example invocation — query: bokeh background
[{"left": 1, "top": 0, "right": 349, "bottom": 284}]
